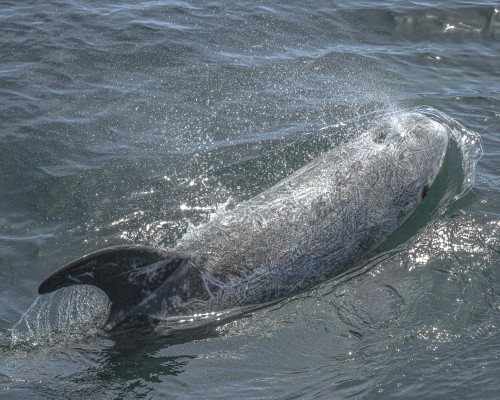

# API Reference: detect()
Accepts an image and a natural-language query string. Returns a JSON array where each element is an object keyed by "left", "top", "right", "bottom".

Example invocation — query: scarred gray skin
[
  {"left": 37, "top": 112, "right": 451, "bottom": 327},
  {"left": 132, "top": 112, "right": 450, "bottom": 320}
]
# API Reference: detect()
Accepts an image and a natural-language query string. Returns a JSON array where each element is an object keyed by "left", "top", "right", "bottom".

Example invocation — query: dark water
[{"left": 1, "top": 0, "right": 499, "bottom": 398}]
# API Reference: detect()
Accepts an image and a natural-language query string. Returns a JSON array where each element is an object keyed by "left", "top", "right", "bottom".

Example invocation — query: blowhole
[{"left": 373, "top": 129, "right": 388, "bottom": 144}]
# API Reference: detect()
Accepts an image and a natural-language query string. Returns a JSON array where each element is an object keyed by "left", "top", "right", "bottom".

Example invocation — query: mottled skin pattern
[
  {"left": 143, "top": 113, "right": 450, "bottom": 318},
  {"left": 37, "top": 112, "right": 451, "bottom": 326}
]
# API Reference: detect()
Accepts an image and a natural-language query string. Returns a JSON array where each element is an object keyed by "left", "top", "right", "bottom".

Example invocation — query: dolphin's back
[
  {"left": 173, "top": 113, "right": 450, "bottom": 306},
  {"left": 38, "top": 113, "right": 450, "bottom": 327}
]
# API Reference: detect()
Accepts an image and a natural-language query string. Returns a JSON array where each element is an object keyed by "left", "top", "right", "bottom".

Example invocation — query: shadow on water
[
  {"left": 93, "top": 334, "right": 203, "bottom": 383},
  {"left": 0, "top": 314, "right": 234, "bottom": 398},
  {"left": 0, "top": 298, "right": 262, "bottom": 389}
]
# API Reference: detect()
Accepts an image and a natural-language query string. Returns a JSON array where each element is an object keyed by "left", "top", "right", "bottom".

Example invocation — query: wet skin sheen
[{"left": 38, "top": 112, "right": 450, "bottom": 328}]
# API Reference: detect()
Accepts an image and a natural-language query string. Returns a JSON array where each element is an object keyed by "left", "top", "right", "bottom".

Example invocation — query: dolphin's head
[{"left": 371, "top": 112, "right": 450, "bottom": 220}]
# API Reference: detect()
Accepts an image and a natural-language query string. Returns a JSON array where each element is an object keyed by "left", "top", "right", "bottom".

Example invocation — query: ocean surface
[{"left": 1, "top": 1, "right": 499, "bottom": 399}]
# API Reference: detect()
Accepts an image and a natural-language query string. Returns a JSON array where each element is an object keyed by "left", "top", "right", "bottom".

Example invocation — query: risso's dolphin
[{"left": 38, "top": 112, "right": 450, "bottom": 329}]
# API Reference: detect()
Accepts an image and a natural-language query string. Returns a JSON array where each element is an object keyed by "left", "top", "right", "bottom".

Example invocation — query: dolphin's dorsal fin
[{"left": 38, "top": 246, "right": 191, "bottom": 327}]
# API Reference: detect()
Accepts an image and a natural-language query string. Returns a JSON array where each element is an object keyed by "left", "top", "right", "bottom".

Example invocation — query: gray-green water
[{"left": 1, "top": 1, "right": 499, "bottom": 399}]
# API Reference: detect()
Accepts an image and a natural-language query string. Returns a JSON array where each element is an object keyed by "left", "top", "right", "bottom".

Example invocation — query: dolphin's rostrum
[{"left": 38, "top": 112, "right": 450, "bottom": 329}]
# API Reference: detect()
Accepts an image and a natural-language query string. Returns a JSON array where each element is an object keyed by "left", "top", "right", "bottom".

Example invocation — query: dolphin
[{"left": 38, "top": 112, "right": 450, "bottom": 329}]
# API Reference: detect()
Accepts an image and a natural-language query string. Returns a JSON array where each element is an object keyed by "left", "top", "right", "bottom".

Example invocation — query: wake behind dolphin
[{"left": 37, "top": 112, "right": 451, "bottom": 331}]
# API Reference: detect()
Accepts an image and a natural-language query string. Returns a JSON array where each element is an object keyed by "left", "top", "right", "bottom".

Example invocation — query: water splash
[{"left": 9, "top": 286, "right": 111, "bottom": 349}]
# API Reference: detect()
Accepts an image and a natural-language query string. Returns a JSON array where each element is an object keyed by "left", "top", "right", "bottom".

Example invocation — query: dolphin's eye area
[{"left": 421, "top": 183, "right": 430, "bottom": 199}]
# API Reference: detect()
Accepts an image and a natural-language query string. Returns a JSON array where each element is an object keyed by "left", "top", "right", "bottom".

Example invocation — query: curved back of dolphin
[{"left": 38, "top": 112, "right": 450, "bottom": 329}]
